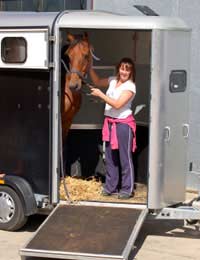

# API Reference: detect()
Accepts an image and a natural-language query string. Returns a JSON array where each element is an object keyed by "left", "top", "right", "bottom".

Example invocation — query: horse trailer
[{"left": 0, "top": 10, "right": 199, "bottom": 260}]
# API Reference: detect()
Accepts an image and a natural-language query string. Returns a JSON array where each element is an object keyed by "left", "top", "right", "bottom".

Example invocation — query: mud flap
[{"left": 20, "top": 202, "right": 148, "bottom": 260}]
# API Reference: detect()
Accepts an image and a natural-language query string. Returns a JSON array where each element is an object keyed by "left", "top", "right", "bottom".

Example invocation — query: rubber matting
[{"left": 26, "top": 204, "right": 142, "bottom": 256}]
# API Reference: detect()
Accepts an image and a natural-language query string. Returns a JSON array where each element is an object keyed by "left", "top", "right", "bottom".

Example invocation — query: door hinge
[
  {"left": 49, "top": 35, "right": 56, "bottom": 42},
  {"left": 49, "top": 62, "right": 55, "bottom": 68}
]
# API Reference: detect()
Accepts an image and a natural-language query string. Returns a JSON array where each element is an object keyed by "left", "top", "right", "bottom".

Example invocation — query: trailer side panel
[{"left": 0, "top": 70, "right": 50, "bottom": 195}]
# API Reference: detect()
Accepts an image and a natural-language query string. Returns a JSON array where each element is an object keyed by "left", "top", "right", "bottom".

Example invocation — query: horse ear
[
  {"left": 83, "top": 32, "right": 88, "bottom": 41},
  {"left": 67, "top": 32, "right": 75, "bottom": 43}
]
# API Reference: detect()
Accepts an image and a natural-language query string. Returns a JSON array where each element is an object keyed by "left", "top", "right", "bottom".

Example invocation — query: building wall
[{"left": 92, "top": 0, "right": 200, "bottom": 188}]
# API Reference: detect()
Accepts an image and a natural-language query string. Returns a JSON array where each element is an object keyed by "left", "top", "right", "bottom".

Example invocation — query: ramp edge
[
  {"left": 20, "top": 248, "right": 125, "bottom": 260},
  {"left": 123, "top": 208, "right": 148, "bottom": 259}
]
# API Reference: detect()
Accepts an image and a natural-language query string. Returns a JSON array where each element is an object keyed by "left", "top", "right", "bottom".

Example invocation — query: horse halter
[
  {"left": 61, "top": 58, "right": 86, "bottom": 83},
  {"left": 61, "top": 37, "right": 90, "bottom": 89}
]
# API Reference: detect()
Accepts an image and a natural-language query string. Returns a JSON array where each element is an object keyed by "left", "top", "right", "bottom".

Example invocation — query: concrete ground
[
  {"left": 0, "top": 213, "right": 200, "bottom": 260},
  {"left": 131, "top": 218, "right": 200, "bottom": 260}
]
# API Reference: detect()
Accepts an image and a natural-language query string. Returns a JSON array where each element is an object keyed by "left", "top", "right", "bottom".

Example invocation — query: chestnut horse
[{"left": 61, "top": 32, "right": 91, "bottom": 139}]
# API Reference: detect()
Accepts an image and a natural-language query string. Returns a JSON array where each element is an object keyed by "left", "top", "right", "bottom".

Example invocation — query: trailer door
[{"left": 148, "top": 30, "right": 191, "bottom": 209}]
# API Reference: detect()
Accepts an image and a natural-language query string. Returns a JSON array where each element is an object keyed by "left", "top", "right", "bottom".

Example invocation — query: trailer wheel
[{"left": 0, "top": 186, "right": 28, "bottom": 231}]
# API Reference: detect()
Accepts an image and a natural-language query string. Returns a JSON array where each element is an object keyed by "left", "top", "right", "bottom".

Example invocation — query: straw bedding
[{"left": 60, "top": 176, "right": 147, "bottom": 203}]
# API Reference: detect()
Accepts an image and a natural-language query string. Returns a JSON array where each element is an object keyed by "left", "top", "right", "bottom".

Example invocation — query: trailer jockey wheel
[
  {"left": 0, "top": 186, "right": 28, "bottom": 231},
  {"left": 185, "top": 219, "right": 199, "bottom": 225}
]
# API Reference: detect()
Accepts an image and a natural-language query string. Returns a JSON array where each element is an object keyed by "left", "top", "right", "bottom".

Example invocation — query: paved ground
[
  {"left": 131, "top": 218, "right": 200, "bottom": 260},
  {"left": 0, "top": 213, "right": 200, "bottom": 260}
]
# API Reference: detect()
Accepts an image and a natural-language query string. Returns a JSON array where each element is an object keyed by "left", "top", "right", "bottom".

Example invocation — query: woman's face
[{"left": 119, "top": 63, "right": 131, "bottom": 82}]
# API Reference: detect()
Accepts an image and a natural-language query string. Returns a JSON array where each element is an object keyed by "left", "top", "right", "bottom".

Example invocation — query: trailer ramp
[{"left": 20, "top": 202, "right": 148, "bottom": 260}]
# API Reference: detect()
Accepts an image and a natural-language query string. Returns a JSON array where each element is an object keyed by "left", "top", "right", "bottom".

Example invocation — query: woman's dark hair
[{"left": 116, "top": 57, "right": 136, "bottom": 82}]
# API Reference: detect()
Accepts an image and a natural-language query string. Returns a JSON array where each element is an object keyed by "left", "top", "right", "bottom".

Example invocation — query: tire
[{"left": 0, "top": 186, "right": 28, "bottom": 231}]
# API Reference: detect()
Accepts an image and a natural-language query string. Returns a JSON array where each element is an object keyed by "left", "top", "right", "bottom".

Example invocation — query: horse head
[{"left": 64, "top": 32, "right": 91, "bottom": 91}]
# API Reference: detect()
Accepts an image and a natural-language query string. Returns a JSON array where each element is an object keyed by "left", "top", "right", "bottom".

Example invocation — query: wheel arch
[{"left": 1, "top": 175, "right": 38, "bottom": 216}]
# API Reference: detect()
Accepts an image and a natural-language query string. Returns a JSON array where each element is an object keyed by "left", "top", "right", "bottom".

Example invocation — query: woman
[{"left": 89, "top": 57, "right": 137, "bottom": 199}]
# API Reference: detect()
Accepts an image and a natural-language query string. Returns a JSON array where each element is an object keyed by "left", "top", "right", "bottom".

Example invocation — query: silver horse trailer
[{"left": 0, "top": 10, "right": 199, "bottom": 260}]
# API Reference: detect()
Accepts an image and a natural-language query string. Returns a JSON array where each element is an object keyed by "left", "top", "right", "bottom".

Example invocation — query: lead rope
[{"left": 59, "top": 112, "right": 73, "bottom": 203}]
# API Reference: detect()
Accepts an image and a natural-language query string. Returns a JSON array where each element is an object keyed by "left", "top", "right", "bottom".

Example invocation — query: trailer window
[
  {"left": 169, "top": 70, "right": 187, "bottom": 93},
  {"left": 1, "top": 37, "right": 27, "bottom": 63}
]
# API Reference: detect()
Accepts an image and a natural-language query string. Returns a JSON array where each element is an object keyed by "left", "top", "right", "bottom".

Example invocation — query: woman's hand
[
  {"left": 90, "top": 87, "right": 103, "bottom": 98},
  {"left": 90, "top": 87, "right": 134, "bottom": 109}
]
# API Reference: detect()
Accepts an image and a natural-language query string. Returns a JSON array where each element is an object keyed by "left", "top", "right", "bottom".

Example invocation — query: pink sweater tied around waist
[{"left": 102, "top": 114, "right": 137, "bottom": 152}]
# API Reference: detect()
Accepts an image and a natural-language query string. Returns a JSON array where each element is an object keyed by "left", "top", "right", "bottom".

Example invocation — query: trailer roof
[
  {"left": 57, "top": 10, "right": 190, "bottom": 31},
  {"left": 0, "top": 12, "right": 58, "bottom": 29},
  {"left": 0, "top": 11, "right": 190, "bottom": 31}
]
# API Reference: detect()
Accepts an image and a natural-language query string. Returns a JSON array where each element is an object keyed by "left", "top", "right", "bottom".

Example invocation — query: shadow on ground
[{"left": 20, "top": 214, "right": 47, "bottom": 233}]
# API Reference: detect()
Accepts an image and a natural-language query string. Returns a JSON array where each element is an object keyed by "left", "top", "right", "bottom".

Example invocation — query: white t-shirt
[{"left": 104, "top": 78, "right": 136, "bottom": 119}]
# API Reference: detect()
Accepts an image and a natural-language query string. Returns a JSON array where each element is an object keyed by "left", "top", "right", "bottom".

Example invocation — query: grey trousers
[{"left": 104, "top": 123, "right": 135, "bottom": 195}]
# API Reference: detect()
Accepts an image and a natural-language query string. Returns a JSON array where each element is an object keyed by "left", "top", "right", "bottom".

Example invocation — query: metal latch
[
  {"left": 164, "top": 126, "right": 171, "bottom": 142},
  {"left": 182, "top": 124, "right": 189, "bottom": 138}
]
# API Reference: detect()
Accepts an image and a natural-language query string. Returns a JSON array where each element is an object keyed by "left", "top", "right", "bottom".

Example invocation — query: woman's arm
[
  {"left": 89, "top": 68, "right": 109, "bottom": 88},
  {"left": 90, "top": 88, "right": 135, "bottom": 109}
]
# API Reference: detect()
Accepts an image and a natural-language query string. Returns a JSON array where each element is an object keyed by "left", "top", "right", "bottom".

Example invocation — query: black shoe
[
  {"left": 101, "top": 190, "right": 111, "bottom": 196},
  {"left": 118, "top": 193, "right": 132, "bottom": 199}
]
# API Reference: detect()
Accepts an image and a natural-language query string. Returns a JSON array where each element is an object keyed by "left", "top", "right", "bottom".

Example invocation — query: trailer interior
[{"left": 60, "top": 28, "right": 151, "bottom": 204}]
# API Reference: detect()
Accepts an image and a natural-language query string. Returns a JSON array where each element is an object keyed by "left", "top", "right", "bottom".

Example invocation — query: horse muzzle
[
  {"left": 69, "top": 79, "right": 82, "bottom": 91},
  {"left": 69, "top": 85, "right": 82, "bottom": 91}
]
